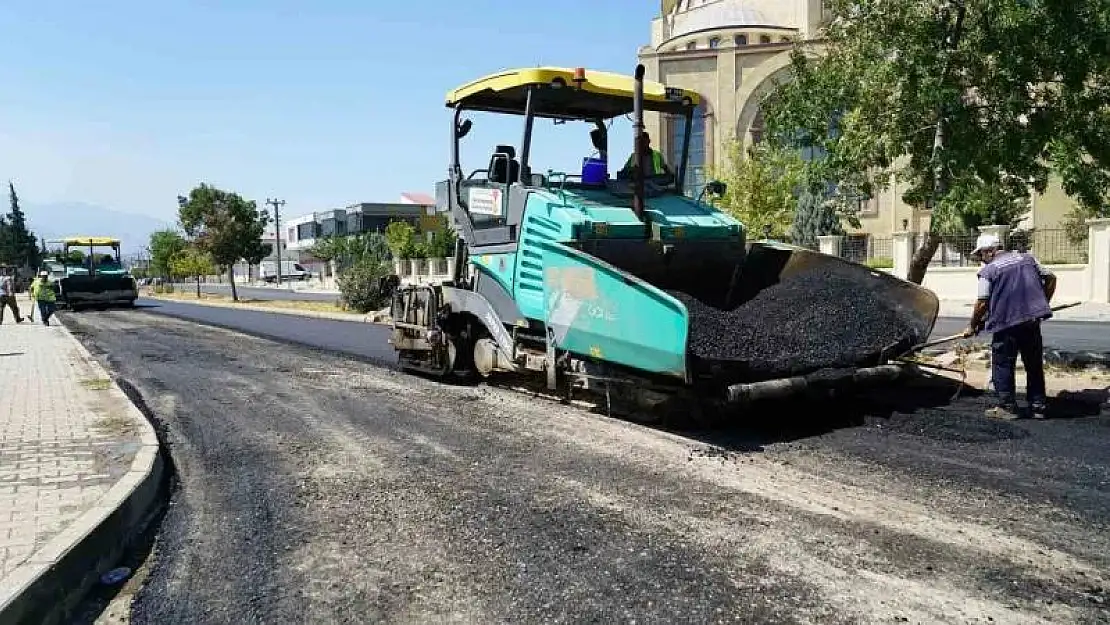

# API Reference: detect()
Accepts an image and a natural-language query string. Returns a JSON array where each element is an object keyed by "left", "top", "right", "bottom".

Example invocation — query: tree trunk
[
  {"left": 906, "top": 232, "right": 942, "bottom": 284},
  {"left": 195, "top": 275, "right": 201, "bottom": 298},
  {"left": 228, "top": 266, "right": 239, "bottom": 301}
]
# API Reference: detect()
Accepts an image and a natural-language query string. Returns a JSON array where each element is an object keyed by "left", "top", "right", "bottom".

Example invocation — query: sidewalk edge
[{"left": 0, "top": 322, "right": 165, "bottom": 625}]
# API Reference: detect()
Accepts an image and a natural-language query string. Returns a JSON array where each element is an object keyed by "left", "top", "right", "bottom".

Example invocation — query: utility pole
[{"left": 265, "top": 198, "right": 286, "bottom": 286}]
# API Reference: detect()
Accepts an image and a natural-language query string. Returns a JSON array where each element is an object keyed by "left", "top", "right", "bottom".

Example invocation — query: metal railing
[
  {"left": 836, "top": 235, "right": 894, "bottom": 268},
  {"left": 1021, "top": 229, "right": 1088, "bottom": 264}
]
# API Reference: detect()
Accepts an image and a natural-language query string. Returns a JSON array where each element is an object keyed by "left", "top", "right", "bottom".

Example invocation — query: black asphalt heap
[{"left": 672, "top": 264, "right": 930, "bottom": 379}]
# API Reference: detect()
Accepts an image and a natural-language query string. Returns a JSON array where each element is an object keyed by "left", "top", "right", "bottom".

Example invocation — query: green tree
[
  {"left": 709, "top": 141, "right": 808, "bottom": 239},
  {"left": 790, "top": 189, "right": 844, "bottom": 249},
  {"left": 177, "top": 184, "right": 270, "bottom": 301},
  {"left": 3, "top": 182, "right": 39, "bottom": 268},
  {"left": 149, "top": 229, "right": 187, "bottom": 280},
  {"left": 170, "top": 246, "right": 216, "bottom": 298},
  {"left": 763, "top": 0, "right": 1110, "bottom": 283},
  {"left": 384, "top": 221, "right": 417, "bottom": 259}
]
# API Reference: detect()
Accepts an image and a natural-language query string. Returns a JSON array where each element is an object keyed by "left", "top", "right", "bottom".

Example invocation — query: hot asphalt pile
[{"left": 673, "top": 265, "right": 930, "bottom": 379}]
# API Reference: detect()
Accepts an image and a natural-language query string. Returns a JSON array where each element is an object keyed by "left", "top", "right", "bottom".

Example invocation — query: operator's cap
[
  {"left": 38, "top": 270, "right": 47, "bottom": 277},
  {"left": 971, "top": 233, "right": 1002, "bottom": 256}
]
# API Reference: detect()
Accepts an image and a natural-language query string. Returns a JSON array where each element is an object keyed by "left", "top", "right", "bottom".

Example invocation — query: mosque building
[{"left": 637, "top": 0, "right": 1079, "bottom": 246}]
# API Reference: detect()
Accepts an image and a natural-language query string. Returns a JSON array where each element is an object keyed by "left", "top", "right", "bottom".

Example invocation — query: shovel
[{"left": 910, "top": 301, "right": 1082, "bottom": 353}]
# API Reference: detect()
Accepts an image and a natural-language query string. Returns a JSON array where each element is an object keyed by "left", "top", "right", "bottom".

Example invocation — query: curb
[
  {"left": 144, "top": 294, "right": 392, "bottom": 325},
  {"left": 0, "top": 323, "right": 165, "bottom": 625}
]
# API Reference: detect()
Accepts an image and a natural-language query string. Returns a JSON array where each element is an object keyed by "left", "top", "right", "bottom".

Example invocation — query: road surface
[
  {"left": 169, "top": 283, "right": 340, "bottom": 302},
  {"left": 135, "top": 297, "right": 1110, "bottom": 356},
  {"left": 66, "top": 308, "right": 1109, "bottom": 623}
]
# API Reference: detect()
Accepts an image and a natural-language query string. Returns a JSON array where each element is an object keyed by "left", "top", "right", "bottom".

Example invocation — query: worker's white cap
[
  {"left": 971, "top": 233, "right": 1002, "bottom": 255},
  {"left": 38, "top": 271, "right": 47, "bottom": 277}
]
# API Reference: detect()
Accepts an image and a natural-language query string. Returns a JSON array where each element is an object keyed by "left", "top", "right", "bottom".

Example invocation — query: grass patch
[
  {"left": 81, "top": 378, "right": 112, "bottom": 391},
  {"left": 93, "top": 412, "right": 140, "bottom": 436}
]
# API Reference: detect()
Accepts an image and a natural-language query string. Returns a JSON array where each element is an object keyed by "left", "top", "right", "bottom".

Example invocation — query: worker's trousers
[
  {"left": 990, "top": 320, "right": 1046, "bottom": 409},
  {"left": 0, "top": 295, "right": 22, "bottom": 323},
  {"left": 36, "top": 300, "right": 56, "bottom": 326}
]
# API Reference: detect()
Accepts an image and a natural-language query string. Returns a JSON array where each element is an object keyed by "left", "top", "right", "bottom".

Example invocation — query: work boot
[
  {"left": 1030, "top": 402, "right": 1048, "bottom": 420},
  {"left": 985, "top": 405, "right": 1020, "bottom": 420}
]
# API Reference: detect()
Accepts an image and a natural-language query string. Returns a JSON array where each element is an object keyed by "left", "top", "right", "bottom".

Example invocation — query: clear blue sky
[{"left": 0, "top": 0, "right": 657, "bottom": 223}]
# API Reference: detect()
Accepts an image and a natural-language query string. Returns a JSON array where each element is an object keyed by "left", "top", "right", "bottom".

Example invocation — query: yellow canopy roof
[
  {"left": 62, "top": 236, "right": 121, "bottom": 246},
  {"left": 446, "top": 67, "right": 699, "bottom": 119}
]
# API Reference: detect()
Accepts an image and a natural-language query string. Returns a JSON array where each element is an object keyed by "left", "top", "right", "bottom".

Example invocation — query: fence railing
[
  {"left": 1021, "top": 229, "right": 1088, "bottom": 264},
  {"left": 836, "top": 235, "right": 894, "bottom": 268}
]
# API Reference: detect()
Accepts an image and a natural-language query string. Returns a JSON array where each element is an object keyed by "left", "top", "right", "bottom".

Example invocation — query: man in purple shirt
[{"left": 963, "top": 233, "right": 1056, "bottom": 420}]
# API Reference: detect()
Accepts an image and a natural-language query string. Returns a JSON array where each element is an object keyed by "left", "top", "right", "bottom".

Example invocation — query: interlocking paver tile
[{"left": 0, "top": 313, "right": 141, "bottom": 587}]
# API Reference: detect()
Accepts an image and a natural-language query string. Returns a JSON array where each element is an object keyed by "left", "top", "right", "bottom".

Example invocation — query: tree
[
  {"left": 170, "top": 246, "right": 216, "bottom": 298},
  {"left": 177, "top": 184, "right": 270, "bottom": 301},
  {"left": 149, "top": 229, "right": 187, "bottom": 280},
  {"left": 763, "top": 0, "right": 1110, "bottom": 283},
  {"left": 790, "top": 189, "right": 844, "bottom": 249},
  {"left": 3, "top": 182, "right": 39, "bottom": 268},
  {"left": 708, "top": 140, "right": 808, "bottom": 239},
  {"left": 384, "top": 221, "right": 417, "bottom": 259}
]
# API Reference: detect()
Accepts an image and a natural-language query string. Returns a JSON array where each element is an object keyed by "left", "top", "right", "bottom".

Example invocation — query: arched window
[
  {"left": 709, "top": 37, "right": 720, "bottom": 49},
  {"left": 685, "top": 41, "right": 697, "bottom": 50},
  {"left": 734, "top": 34, "right": 748, "bottom": 46},
  {"left": 670, "top": 103, "right": 707, "bottom": 198},
  {"left": 760, "top": 35, "right": 771, "bottom": 44}
]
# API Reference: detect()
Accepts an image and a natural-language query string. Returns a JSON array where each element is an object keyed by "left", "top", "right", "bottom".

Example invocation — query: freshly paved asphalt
[
  {"left": 65, "top": 309, "right": 1110, "bottom": 623},
  {"left": 170, "top": 282, "right": 341, "bottom": 302},
  {"left": 135, "top": 297, "right": 1110, "bottom": 356},
  {"left": 132, "top": 297, "right": 396, "bottom": 364}
]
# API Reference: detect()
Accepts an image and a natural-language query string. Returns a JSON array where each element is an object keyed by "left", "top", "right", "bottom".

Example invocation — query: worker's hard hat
[
  {"left": 38, "top": 270, "right": 48, "bottom": 277},
  {"left": 971, "top": 233, "right": 1002, "bottom": 256}
]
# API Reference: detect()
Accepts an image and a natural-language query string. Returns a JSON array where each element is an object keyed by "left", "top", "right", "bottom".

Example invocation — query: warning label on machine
[{"left": 468, "top": 187, "right": 503, "bottom": 216}]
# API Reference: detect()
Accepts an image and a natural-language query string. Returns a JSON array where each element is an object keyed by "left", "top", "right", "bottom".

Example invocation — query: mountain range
[{"left": 20, "top": 201, "right": 174, "bottom": 255}]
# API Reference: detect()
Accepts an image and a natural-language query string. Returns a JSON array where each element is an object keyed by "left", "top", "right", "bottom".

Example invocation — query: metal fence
[
  {"left": 1021, "top": 229, "right": 1088, "bottom": 264},
  {"left": 912, "top": 229, "right": 1088, "bottom": 267},
  {"left": 837, "top": 235, "right": 894, "bottom": 268}
]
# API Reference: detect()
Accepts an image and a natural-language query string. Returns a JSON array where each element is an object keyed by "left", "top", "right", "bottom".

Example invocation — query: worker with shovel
[{"left": 963, "top": 233, "right": 1056, "bottom": 420}]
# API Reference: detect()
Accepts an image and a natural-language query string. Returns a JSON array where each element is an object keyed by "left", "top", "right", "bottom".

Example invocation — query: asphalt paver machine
[
  {"left": 388, "top": 65, "right": 939, "bottom": 419},
  {"left": 46, "top": 237, "right": 138, "bottom": 310}
]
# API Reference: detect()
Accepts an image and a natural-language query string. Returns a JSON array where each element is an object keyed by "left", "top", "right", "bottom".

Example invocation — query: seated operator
[{"left": 617, "top": 132, "right": 673, "bottom": 181}]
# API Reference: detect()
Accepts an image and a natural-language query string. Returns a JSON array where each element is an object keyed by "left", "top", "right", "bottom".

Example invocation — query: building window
[
  {"left": 670, "top": 103, "right": 707, "bottom": 198},
  {"left": 734, "top": 34, "right": 748, "bottom": 46},
  {"left": 709, "top": 37, "right": 720, "bottom": 48},
  {"left": 780, "top": 36, "right": 791, "bottom": 43},
  {"left": 685, "top": 41, "right": 697, "bottom": 50},
  {"left": 297, "top": 223, "right": 316, "bottom": 241},
  {"left": 287, "top": 228, "right": 295, "bottom": 242},
  {"left": 760, "top": 35, "right": 771, "bottom": 44}
]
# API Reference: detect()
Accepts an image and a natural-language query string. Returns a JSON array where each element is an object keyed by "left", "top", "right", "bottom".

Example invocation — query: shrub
[{"left": 338, "top": 258, "right": 391, "bottom": 313}]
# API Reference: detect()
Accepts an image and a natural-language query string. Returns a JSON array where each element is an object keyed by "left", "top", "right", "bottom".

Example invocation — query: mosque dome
[{"left": 666, "top": 0, "right": 772, "bottom": 40}]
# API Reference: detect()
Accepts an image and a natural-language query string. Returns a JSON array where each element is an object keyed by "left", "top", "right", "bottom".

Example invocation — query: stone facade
[{"left": 638, "top": 0, "right": 1082, "bottom": 238}]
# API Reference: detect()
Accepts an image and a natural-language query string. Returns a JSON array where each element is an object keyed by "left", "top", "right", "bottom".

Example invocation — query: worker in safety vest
[
  {"left": 29, "top": 270, "right": 58, "bottom": 326},
  {"left": 619, "top": 132, "right": 671, "bottom": 178}
]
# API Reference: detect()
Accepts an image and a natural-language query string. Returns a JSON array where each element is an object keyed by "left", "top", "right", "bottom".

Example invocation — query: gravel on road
[{"left": 65, "top": 309, "right": 1110, "bottom": 624}]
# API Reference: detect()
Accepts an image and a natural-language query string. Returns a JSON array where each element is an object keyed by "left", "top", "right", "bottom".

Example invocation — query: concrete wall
[{"left": 917, "top": 264, "right": 1089, "bottom": 301}]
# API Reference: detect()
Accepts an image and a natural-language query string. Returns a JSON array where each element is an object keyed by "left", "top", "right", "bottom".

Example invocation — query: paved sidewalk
[
  {"left": 0, "top": 309, "right": 160, "bottom": 622},
  {"left": 938, "top": 299, "right": 1110, "bottom": 322}
]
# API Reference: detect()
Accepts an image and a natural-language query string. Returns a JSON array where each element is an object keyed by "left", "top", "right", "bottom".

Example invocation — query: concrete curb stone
[{"left": 0, "top": 321, "right": 165, "bottom": 625}]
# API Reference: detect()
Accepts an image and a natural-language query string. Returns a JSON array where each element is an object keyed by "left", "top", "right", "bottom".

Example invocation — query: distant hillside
[{"left": 21, "top": 201, "right": 174, "bottom": 254}]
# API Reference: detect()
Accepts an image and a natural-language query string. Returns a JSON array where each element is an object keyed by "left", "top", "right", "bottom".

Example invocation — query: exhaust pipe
[{"left": 632, "top": 64, "right": 647, "bottom": 227}]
